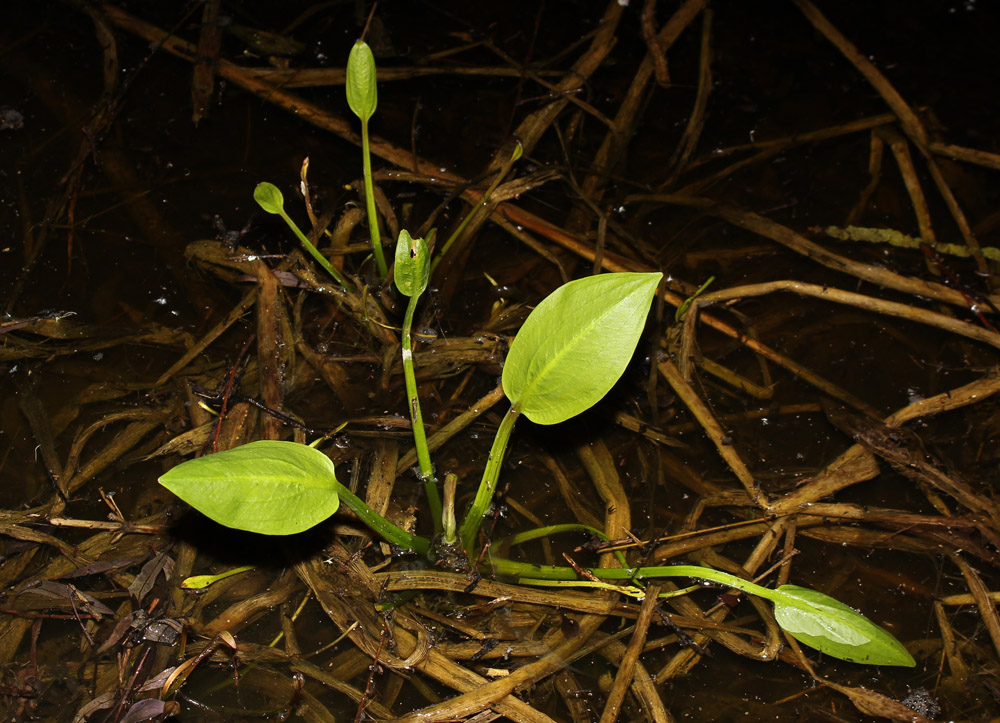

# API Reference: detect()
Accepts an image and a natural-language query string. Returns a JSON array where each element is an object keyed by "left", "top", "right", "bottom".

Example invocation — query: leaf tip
[{"left": 253, "top": 182, "right": 284, "bottom": 214}]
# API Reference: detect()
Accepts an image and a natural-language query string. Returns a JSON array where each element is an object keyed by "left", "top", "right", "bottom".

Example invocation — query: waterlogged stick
[
  {"left": 441, "top": 472, "right": 458, "bottom": 545},
  {"left": 431, "top": 140, "right": 523, "bottom": 275}
]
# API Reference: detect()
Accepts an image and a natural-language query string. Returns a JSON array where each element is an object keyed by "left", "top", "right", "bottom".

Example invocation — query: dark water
[{"left": 2, "top": 1, "right": 999, "bottom": 720}]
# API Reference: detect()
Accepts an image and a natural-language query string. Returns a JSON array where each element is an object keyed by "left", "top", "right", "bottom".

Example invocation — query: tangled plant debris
[{"left": 1, "top": 2, "right": 999, "bottom": 721}]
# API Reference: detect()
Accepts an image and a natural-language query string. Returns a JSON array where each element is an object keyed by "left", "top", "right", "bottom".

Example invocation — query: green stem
[
  {"left": 489, "top": 558, "right": 778, "bottom": 601},
  {"left": 458, "top": 404, "right": 520, "bottom": 553},
  {"left": 402, "top": 292, "right": 441, "bottom": 532},
  {"left": 506, "top": 524, "right": 629, "bottom": 569},
  {"left": 508, "top": 576, "right": 700, "bottom": 600},
  {"left": 507, "top": 523, "right": 611, "bottom": 546},
  {"left": 361, "top": 119, "right": 388, "bottom": 279},
  {"left": 276, "top": 209, "right": 351, "bottom": 290},
  {"left": 332, "top": 479, "right": 431, "bottom": 557}
]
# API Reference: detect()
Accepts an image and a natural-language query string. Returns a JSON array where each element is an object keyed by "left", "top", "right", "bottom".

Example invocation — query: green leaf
[
  {"left": 253, "top": 182, "right": 284, "bottom": 215},
  {"left": 772, "top": 585, "right": 915, "bottom": 666},
  {"left": 159, "top": 441, "right": 340, "bottom": 536},
  {"left": 394, "top": 229, "right": 430, "bottom": 298},
  {"left": 346, "top": 40, "right": 377, "bottom": 121},
  {"left": 181, "top": 565, "right": 255, "bottom": 590},
  {"left": 502, "top": 272, "right": 662, "bottom": 425}
]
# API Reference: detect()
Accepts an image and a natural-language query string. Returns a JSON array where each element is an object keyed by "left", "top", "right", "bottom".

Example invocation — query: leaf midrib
[{"left": 514, "top": 302, "right": 620, "bottom": 417}]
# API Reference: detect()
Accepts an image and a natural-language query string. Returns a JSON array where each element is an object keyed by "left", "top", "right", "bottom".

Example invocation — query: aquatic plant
[
  {"left": 158, "top": 263, "right": 914, "bottom": 667},
  {"left": 160, "top": 270, "right": 661, "bottom": 560},
  {"left": 157, "top": 37, "right": 914, "bottom": 671}
]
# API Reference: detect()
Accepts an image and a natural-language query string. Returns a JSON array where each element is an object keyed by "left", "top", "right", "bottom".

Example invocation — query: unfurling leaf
[
  {"left": 346, "top": 40, "right": 377, "bottom": 121},
  {"left": 394, "top": 229, "right": 430, "bottom": 298},
  {"left": 181, "top": 565, "right": 256, "bottom": 590}
]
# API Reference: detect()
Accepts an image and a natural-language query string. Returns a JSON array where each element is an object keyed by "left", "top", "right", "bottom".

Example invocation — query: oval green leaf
[
  {"left": 772, "top": 584, "right": 915, "bottom": 666},
  {"left": 159, "top": 440, "right": 340, "bottom": 536},
  {"left": 394, "top": 229, "right": 430, "bottom": 298},
  {"left": 502, "top": 272, "right": 662, "bottom": 425},
  {"left": 254, "top": 182, "right": 285, "bottom": 215},
  {"left": 346, "top": 40, "right": 377, "bottom": 121}
]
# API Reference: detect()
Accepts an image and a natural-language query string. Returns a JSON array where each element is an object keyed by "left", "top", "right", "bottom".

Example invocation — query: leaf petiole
[
  {"left": 253, "top": 182, "right": 351, "bottom": 290},
  {"left": 458, "top": 404, "right": 520, "bottom": 554}
]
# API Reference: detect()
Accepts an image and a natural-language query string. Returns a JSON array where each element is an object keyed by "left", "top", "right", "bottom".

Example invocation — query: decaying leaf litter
[{"left": 1, "top": 1, "right": 999, "bottom": 720}]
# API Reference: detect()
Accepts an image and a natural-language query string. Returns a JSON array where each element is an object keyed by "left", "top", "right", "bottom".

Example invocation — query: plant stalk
[
  {"left": 277, "top": 209, "right": 351, "bottom": 290},
  {"left": 490, "top": 558, "right": 778, "bottom": 600},
  {"left": 361, "top": 119, "right": 388, "bottom": 279},
  {"left": 333, "top": 479, "right": 430, "bottom": 557},
  {"left": 458, "top": 404, "right": 520, "bottom": 553},
  {"left": 402, "top": 292, "right": 441, "bottom": 531}
]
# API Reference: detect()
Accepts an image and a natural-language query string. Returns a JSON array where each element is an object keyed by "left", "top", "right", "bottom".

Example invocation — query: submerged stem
[{"left": 490, "top": 558, "right": 778, "bottom": 600}]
